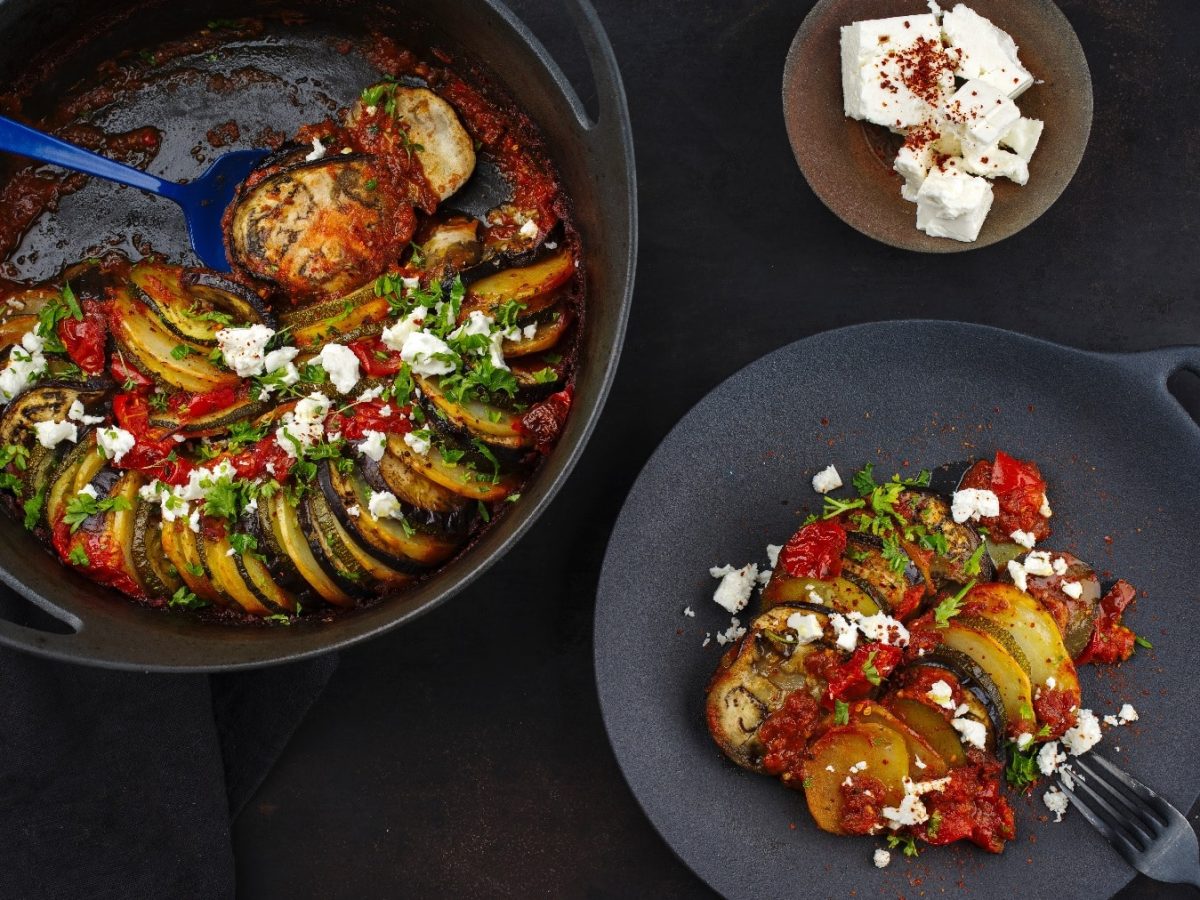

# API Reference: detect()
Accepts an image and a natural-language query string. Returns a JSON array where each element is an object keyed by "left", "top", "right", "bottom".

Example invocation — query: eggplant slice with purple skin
[{"left": 226, "top": 152, "right": 413, "bottom": 299}]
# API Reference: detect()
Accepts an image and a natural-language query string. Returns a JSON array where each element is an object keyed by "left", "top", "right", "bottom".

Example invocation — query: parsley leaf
[
  {"left": 822, "top": 495, "right": 866, "bottom": 519},
  {"left": 63, "top": 493, "right": 131, "bottom": 532},
  {"left": 926, "top": 810, "right": 943, "bottom": 840},
  {"left": 1134, "top": 634, "right": 1153, "bottom": 650},
  {"left": 852, "top": 463, "right": 876, "bottom": 497},
  {"left": 62, "top": 282, "right": 83, "bottom": 320},
  {"left": 23, "top": 489, "right": 45, "bottom": 531},
  {"left": 68, "top": 546, "right": 90, "bottom": 566},
  {"left": 834, "top": 699, "right": 850, "bottom": 726},
  {"left": 881, "top": 536, "right": 908, "bottom": 574},
  {"left": 862, "top": 650, "right": 881, "bottom": 686},
  {"left": 964, "top": 543, "right": 986, "bottom": 576},
  {"left": 168, "top": 587, "right": 209, "bottom": 610},
  {"left": 886, "top": 834, "right": 920, "bottom": 858},
  {"left": 1004, "top": 741, "right": 1040, "bottom": 791},
  {"left": 933, "top": 579, "right": 976, "bottom": 628}
]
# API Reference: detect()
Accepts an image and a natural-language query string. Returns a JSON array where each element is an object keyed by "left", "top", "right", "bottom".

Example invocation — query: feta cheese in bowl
[{"left": 782, "top": 0, "right": 1092, "bottom": 251}]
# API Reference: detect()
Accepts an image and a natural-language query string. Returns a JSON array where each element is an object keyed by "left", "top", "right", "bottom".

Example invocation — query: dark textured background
[{"left": 231, "top": 0, "right": 1200, "bottom": 896}]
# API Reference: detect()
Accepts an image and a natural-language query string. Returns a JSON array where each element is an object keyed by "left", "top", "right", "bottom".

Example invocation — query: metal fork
[{"left": 1059, "top": 753, "right": 1200, "bottom": 889}]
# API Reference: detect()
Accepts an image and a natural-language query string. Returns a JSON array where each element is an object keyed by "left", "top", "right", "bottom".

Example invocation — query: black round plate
[{"left": 595, "top": 321, "right": 1200, "bottom": 899}]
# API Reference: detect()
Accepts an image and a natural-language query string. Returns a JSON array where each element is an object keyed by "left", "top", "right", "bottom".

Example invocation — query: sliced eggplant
[
  {"left": 940, "top": 619, "right": 1035, "bottom": 737},
  {"left": 0, "top": 384, "right": 106, "bottom": 504},
  {"left": 227, "top": 153, "right": 406, "bottom": 298},
  {"left": 903, "top": 488, "right": 993, "bottom": 586},
  {"left": 802, "top": 723, "right": 909, "bottom": 835},
  {"left": 508, "top": 354, "right": 566, "bottom": 389},
  {"left": 234, "top": 547, "right": 298, "bottom": 614},
  {"left": 263, "top": 491, "right": 356, "bottom": 607},
  {"left": 415, "top": 375, "right": 529, "bottom": 449},
  {"left": 920, "top": 647, "right": 1008, "bottom": 742},
  {"left": 245, "top": 504, "right": 310, "bottom": 598},
  {"left": 761, "top": 572, "right": 881, "bottom": 616},
  {"left": 841, "top": 533, "right": 922, "bottom": 616},
  {"left": 318, "top": 459, "right": 458, "bottom": 569},
  {"left": 416, "top": 213, "right": 482, "bottom": 277},
  {"left": 129, "top": 260, "right": 272, "bottom": 344},
  {"left": 132, "top": 496, "right": 183, "bottom": 599},
  {"left": 386, "top": 86, "right": 476, "bottom": 201},
  {"left": 705, "top": 603, "right": 833, "bottom": 772},
  {"left": 111, "top": 285, "right": 239, "bottom": 393},
  {"left": 386, "top": 432, "right": 519, "bottom": 502},
  {"left": 359, "top": 450, "right": 470, "bottom": 533},
  {"left": 460, "top": 249, "right": 575, "bottom": 322}
]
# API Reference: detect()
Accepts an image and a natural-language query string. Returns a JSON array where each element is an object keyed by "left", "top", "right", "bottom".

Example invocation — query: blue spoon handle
[{"left": 0, "top": 114, "right": 185, "bottom": 203}]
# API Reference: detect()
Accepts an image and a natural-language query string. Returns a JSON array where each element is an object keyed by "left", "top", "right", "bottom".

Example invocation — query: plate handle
[{"left": 1109, "top": 345, "right": 1200, "bottom": 384}]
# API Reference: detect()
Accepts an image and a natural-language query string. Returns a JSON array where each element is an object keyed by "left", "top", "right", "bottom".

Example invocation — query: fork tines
[{"left": 1060, "top": 754, "right": 1169, "bottom": 858}]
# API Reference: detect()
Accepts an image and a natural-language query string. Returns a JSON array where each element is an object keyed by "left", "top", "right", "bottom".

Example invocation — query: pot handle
[
  {"left": 560, "top": 0, "right": 631, "bottom": 138},
  {"left": 0, "top": 580, "right": 83, "bottom": 658}
]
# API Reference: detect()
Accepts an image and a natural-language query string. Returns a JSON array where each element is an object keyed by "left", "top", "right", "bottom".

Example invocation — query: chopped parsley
[
  {"left": 68, "top": 546, "right": 90, "bottom": 567},
  {"left": 881, "top": 536, "right": 908, "bottom": 574},
  {"left": 1134, "top": 634, "right": 1153, "bottom": 650},
  {"left": 862, "top": 650, "right": 881, "bottom": 686},
  {"left": 168, "top": 587, "right": 209, "bottom": 610},
  {"left": 886, "top": 833, "right": 920, "bottom": 858},
  {"left": 1004, "top": 741, "right": 1040, "bottom": 791},
  {"left": 63, "top": 493, "right": 131, "bottom": 532},
  {"left": 964, "top": 543, "right": 987, "bottom": 576},
  {"left": 23, "top": 490, "right": 45, "bottom": 531},
  {"left": 834, "top": 699, "right": 850, "bottom": 726},
  {"left": 933, "top": 579, "right": 976, "bottom": 628},
  {"left": 852, "top": 463, "right": 876, "bottom": 496}
]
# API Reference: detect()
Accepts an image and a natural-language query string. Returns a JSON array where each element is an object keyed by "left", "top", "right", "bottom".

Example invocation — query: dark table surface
[{"left": 233, "top": 0, "right": 1200, "bottom": 896}]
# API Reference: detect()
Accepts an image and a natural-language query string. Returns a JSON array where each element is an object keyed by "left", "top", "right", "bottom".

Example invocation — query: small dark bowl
[{"left": 783, "top": 0, "right": 1093, "bottom": 252}]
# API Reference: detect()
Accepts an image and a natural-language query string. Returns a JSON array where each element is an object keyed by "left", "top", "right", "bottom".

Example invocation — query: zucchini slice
[
  {"left": 160, "top": 516, "right": 226, "bottom": 606},
  {"left": 1015, "top": 550, "right": 1101, "bottom": 659},
  {"left": 282, "top": 288, "right": 391, "bottom": 350},
  {"left": 416, "top": 375, "right": 529, "bottom": 449},
  {"left": 705, "top": 604, "right": 833, "bottom": 773},
  {"left": 386, "top": 433, "right": 518, "bottom": 502},
  {"left": 306, "top": 490, "right": 414, "bottom": 589},
  {"left": 129, "top": 260, "right": 272, "bottom": 344},
  {"left": 461, "top": 249, "right": 574, "bottom": 321},
  {"left": 319, "top": 459, "right": 458, "bottom": 569},
  {"left": 761, "top": 573, "right": 881, "bottom": 615},
  {"left": 132, "top": 497, "right": 184, "bottom": 598},
  {"left": 147, "top": 395, "right": 270, "bottom": 438},
  {"left": 802, "top": 723, "right": 909, "bottom": 835},
  {"left": 111, "top": 285, "right": 239, "bottom": 393},
  {"left": 45, "top": 431, "right": 105, "bottom": 529},
  {"left": 940, "top": 619, "right": 1035, "bottom": 737},
  {"left": 263, "top": 491, "right": 356, "bottom": 607},
  {"left": 102, "top": 471, "right": 146, "bottom": 597},
  {"left": 962, "top": 582, "right": 1082, "bottom": 729}
]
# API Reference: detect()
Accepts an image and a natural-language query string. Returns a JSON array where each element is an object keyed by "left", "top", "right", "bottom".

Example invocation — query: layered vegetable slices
[{"left": 704, "top": 455, "right": 1142, "bottom": 857}]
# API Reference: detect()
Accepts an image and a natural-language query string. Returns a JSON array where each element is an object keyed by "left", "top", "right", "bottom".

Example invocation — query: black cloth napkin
[{"left": 0, "top": 588, "right": 336, "bottom": 900}]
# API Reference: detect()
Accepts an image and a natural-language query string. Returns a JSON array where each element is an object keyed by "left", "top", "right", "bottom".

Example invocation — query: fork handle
[{"left": 0, "top": 114, "right": 185, "bottom": 202}]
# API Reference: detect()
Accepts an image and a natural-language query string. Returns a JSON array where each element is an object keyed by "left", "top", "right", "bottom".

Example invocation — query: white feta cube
[
  {"left": 1000, "top": 117, "right": 1044, "bottom": 161},
  {"left": 943, "top": 79, "right": 1022, "bottom": 146},
  {"left": 811, "top": 464, "right": 843, "bottom": 494},
  {"left": 941, "top": 4, "right": 1034, "bottom": 97},
  {"left": 915, "top": 162, "right": 994, "bottom": 243},
  {"left": 841, "top": 14, "right": 951, "bottom": 129}
]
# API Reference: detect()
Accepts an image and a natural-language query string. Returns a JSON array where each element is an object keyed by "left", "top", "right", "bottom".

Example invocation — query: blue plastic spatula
[{"left": 0, "top": 114, "right": 268, "bottom": 272}]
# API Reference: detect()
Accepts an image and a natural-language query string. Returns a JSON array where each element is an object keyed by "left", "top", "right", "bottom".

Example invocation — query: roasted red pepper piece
[
  {"left": 1077, "top": 580, "right": 1138, "bottom": 665},
  {"left": 778, "top": 519, "right": 847, "bottom": 580}
]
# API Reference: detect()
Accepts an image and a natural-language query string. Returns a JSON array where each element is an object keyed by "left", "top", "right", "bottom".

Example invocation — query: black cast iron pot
[{"left": 0, "top": 0, "right": 636, "bottom": 670}]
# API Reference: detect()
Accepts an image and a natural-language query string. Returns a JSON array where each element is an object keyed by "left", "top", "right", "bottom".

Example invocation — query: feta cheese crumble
[
  {"left": 305, "top": 137, "right": 327, "bottom": 161},
  {"left": 1009, "top": 529, "right": 1036, "bottom": 549},
  {"left": 811, "top": 464, "right": 843, "bottom": 494},
  {"left": 356, "top": 430, "right": 387, "bottom": 463},
  {"left": 215, "top": 324, "right": 275, "bottom": 377},
  {"left": 682, "top": 606, "right": 695, "bottom": 618},
  {"left": 367, "top": 489, "right": 403, "bottom": 521},
  {"left": 97, "top": 426, "right": 136, "bottom": 464},
  {"left": 0, "top": 331, "right": 48, "bottom": 403},
  {"left": 403, "top": 429, "right": 431, "bottom": 456},
  {"left": 829, "top": 613, "right": 859, "bottom": 653},
  {"left": 710, "top": 563, "right": 758, "bottom": 614},
  {"left": 274, "top": 392, "right": 330, "bottom": 457},
  {"left": 873, "top": 848, "right": 891, "bottom": 869},
  {"left": 785, "top": 611, "right": 824, "bottom": 646},
  {"left": 67, "top": 399, "right": 105, "bottom": 426},
  {"left": 951, "top": 487, "right": 999, "bottom": 523},
  {"left": 926, "top": 679, "right": 955, "bottom": 710},
  {"left": 1060, "top": 579, "right": 1083, "bottom": 600},
  {"left": 399, "top": 331, "right": 456, "bottom": 377},
  {"left": 951, "top": 716, "right": 987, "bottom": 750},
  {"left": 316, "top": 343, "right": 361, "bottom": 394},
  {"left": 34, "top": 419, "right": 78, "bottom": 449},
  {"left": 1060, "top": 708, "right": 1102, "bottom": 756},
  {"left": 1043, "top": 785, "right": 1069, "bottom": 822}
]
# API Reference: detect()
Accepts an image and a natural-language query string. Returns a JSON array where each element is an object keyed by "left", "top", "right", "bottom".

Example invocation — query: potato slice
[
  {"left": 802, "top": 723, "right": 909, "bottom": 835},
  {"left": 852, "top": 702, "right": 948, "bottom": 778}
]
